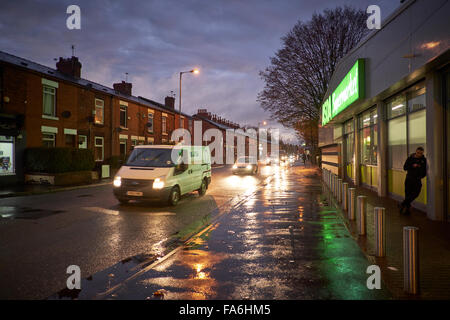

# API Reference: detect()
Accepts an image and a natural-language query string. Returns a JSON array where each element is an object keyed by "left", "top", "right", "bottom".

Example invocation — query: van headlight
[
  {"left": 246, "top": 164, "right": 252, "bottom": 170},
  {"left": 232, "top": 164, "right": 237, "bottom": 169},
  {"left": 153, "top": 178, "right": 165, "bottom": 189},
  {"left": 113, "top": 176, "right": 121, "bottom": 187}
]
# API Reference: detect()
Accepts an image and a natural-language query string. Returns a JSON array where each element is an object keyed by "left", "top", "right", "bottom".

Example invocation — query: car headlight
[
  {"left": 113, "top": 176, "right": 121, "bottom": 187},
  {"left": 246, "top": 164, "right": 252, "bottom": 170},
  {"left": 232, "top": 164, "right": 237, "bottom": 169},
  {"left": 153, "top": 178, "right": 165, "bottom": 189}
]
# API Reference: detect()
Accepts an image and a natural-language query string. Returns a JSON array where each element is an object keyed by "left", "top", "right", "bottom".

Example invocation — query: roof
[
  {"left": 193, "top": 114, "right": 235, "bottom": 130},
  {"left": 0, "top": 50, "right": 193, "bottom": 118}
]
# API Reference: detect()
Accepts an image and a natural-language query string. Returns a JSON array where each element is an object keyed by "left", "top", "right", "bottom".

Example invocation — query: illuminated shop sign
[{"left": 322, "top": 59, "right": 365, "bottom": 126}]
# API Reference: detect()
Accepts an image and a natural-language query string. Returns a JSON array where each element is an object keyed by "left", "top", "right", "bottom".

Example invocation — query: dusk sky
[{"left": 0, "top": 0, "right": 400, "bottom": 143}]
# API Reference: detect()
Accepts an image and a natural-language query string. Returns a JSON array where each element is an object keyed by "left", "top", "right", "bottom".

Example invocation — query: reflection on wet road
[{"left": 96, "top": 165, "right": 391, "bottom": 300}]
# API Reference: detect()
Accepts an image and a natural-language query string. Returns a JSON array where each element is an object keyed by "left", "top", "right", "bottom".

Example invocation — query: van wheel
[
  {"left": 168, "top": 186, "right": 180, "bottom": 206},
  {"left": 198, "top": 179, "right": 207, "bottom": 196}
]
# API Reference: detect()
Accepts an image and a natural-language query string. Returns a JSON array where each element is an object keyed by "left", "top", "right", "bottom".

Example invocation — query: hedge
[{"left": 25, "top": 147, "right": 95, "bottom": 173}]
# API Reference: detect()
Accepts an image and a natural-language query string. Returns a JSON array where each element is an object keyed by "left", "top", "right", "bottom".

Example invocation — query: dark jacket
[{"left": 403, "top": 153, "right": 427, "bottom": 180}]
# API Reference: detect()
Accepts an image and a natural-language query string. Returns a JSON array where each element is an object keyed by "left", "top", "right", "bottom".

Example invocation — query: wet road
[
  {"left": 0, "top": 165, "right": 274, "bottom": 299},
  {"left": 46, "top": 164, "right": 390, "bottom": 300}
]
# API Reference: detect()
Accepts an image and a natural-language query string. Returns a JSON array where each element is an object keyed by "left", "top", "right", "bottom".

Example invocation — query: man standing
[{"left": 399, "top": 146, "right": 427, "bottom": 214}]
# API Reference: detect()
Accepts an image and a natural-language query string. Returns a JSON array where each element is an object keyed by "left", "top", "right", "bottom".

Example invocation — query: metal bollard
[
  {"left": 374, "top": 207, "right": 386, "bottom": 257},
  {"left": 334, "top": 175, "right": 338, "bottom": 198},
  {"left": 348, "top": 188, "right": 356, "bottom": 220},
  {"left": 331, "top": 174, "right": 335, "bottom": 196},
  {"left": 337, "top": 179, "right": 342, "bottom": 203},
  {"left": 403, "top": 226, "right": 420, "bottom": 294},
  {"left": 342, "top": 182, "right": 348, "bottom": 211},
  {"left": 357, "top": 195, "right": 367, "bottom": 235}
]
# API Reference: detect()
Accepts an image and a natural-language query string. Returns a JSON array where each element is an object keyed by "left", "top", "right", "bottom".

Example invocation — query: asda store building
[{"left": 319, "top": 0, "right": 450, "bottom": 221}]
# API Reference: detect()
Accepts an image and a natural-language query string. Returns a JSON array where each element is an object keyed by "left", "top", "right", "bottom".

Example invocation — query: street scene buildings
[{"left": 0, "top": 0, "right": 449, "bottom": 307}]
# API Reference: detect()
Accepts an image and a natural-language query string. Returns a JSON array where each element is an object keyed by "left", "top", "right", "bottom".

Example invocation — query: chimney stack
[
  {"left": 197, "top": 109, "right": 208, "bottom": 117},
  {"left": 56, "top": 56, "right": 82, "bottom": 78},
  {"left": 165, "top": 96, "right": 175, "bottom": 109},
  {"left": 113, "top": 81, "right": 132, "bottom": 96}
]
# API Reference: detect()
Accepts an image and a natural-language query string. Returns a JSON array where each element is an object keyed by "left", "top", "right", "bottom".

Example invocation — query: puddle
[{"left": 0, "top": 206, "right": 66, "bottom": 220}]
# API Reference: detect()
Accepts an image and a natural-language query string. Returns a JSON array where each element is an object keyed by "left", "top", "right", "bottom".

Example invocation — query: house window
[
  {"left": 147, "top": 112, "right": 154, "bottom": 133},
  {"left": 43, "top": 85, "right": 56, "bottom": 117},
  {"left": 120, "top": 139, "right": 127, "bottom": 157},
  {"left": 95, "top": 99, "right": 104, "bottom": 124},
  {"left": 78, "top": 135, "right": 87, "bottom": 149},
  {"left": 188, "top": 119, "right": 193, "bottom": 133},
  {"left": 94, "top": 137, "right": 104, "bottom": 161},
  {"left": 162, "top": 116, "right": 167, "bottom": 134},
  {"left": 120, "top": 105, "right": 127, "bottom": 128},
  {"left": 42, "top": 133, "right": 56, "bottom": 147},
  {"left": 65, "top": 134, "right": 76, "bottom": 147}
]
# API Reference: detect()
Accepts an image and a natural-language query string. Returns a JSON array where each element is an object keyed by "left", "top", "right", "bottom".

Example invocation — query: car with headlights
[
  {"left": 232, "top": 156, "right": 258, "bottom": 175},
  {"left": 113, "top": 145, "right": 211, "bottom": 206}
]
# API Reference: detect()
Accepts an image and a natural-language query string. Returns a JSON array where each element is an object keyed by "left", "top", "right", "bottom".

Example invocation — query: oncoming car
[
  {"left": 232, "top": 156, "right": 258, "bottom": 175},
  {"left": 113, "top": 145, "right": 211, "bottom": 206}
]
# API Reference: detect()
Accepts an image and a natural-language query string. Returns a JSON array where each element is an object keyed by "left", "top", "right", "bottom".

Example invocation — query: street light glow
[{"left": 192, "top": 68, "right": 200, "bottom": 74}]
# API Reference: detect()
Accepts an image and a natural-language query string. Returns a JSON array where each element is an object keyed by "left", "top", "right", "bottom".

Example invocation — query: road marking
[
  {"left": 83, "top": 207, "right": 176, "bottom": 216},
  {"left": 83, "top": 207, "right": 119, "bottom": 215}
]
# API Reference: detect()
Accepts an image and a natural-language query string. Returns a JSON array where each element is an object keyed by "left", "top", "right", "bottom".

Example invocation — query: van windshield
[{"left": 125, "top": 148, "right": 176, "bottom": 167}]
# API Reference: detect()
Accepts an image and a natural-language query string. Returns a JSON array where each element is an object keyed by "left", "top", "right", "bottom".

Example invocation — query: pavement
[{"left": 323, "top": 176, "right": 450, "bottom": 299}]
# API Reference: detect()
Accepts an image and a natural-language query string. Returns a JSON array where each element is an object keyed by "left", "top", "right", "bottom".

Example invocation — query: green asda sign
[{"left": 322, "top": 59, "right": 365, "bottom": 126}]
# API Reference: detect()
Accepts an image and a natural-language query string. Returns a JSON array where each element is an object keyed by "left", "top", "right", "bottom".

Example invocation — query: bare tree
[{"left": 258, "top": 6, "right": 368, "bottom": 159}]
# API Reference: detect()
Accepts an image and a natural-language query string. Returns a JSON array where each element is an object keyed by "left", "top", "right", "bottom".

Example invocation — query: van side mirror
[{"left": 175, "top": 162, "right": 188, "bottom": 174}]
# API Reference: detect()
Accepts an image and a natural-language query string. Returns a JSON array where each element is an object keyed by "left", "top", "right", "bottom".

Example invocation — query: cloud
[{"left": 0, "top": 0, "right": 399, "bottom": 144}]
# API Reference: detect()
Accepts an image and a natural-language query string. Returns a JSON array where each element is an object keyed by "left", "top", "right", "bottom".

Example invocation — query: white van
[{"left": 113, "top": 145, "right": 211, "bottom": 206}]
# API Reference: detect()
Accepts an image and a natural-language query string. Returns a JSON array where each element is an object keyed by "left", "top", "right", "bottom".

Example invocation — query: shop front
[{"left": 319, "top": 0, "right": 450, "bottom": 220}]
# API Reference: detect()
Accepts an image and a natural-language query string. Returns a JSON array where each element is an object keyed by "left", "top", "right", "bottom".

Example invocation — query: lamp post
[{"left": 179, "top": 68, "right": 199, "bottom": 129}]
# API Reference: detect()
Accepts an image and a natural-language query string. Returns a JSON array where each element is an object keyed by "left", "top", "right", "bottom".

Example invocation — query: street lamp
[{"left": 179, "top": 68, "right": 199, "bottom": 128}]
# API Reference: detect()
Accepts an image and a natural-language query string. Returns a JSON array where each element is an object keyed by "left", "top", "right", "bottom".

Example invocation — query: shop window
[
  {"left": 343, "top": 119, "right": 354, "bottom": 179},
  {"left": 43, "top": 85, "right": 56, "bottom": 117},
  {"left": 387, "top": 94, "right": 406, "bottom": 119},
  {"left": 408, "top": 109, "right": 426, "bottom": 154},
  {"left": 131, "top": 139, "right": 137, "bottom": 147},
  {"left": 42, "top": 133, "right": 56, "bottom": 148},
  {"left": 94, "top": 137, "right": 104, "bottom": 161},
  {"left": 387, "top": 82, "right": 427, "bottom": 170},
  {"left": 359, "top": 108, "right": 378, "bottom": 165},
  {"left": 95, "top": 99, "right": 104, "bottom": 125},
  {"left": 0, "top": 136, "right": 14, "bottom": 175},
  {"left": 120, "top": 105, "right": 127, "bottom": 128}
]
